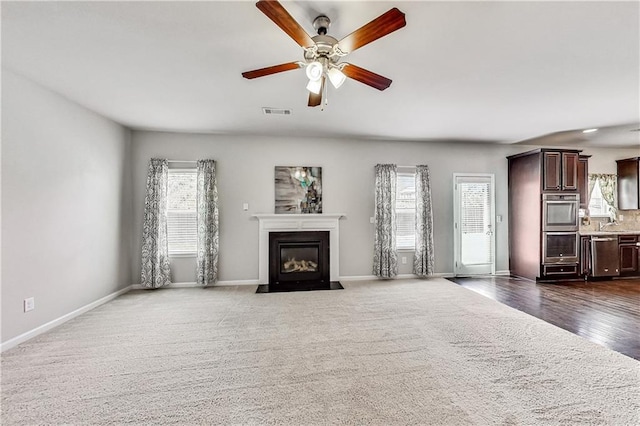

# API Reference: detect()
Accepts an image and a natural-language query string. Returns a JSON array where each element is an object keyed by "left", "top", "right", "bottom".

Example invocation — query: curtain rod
[{"left": 167, "top": 160, "right": 197, "bottom": 163}]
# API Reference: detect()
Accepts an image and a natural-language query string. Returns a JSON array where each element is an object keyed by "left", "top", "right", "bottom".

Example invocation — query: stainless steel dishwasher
[{"left": 591, "top": 237, "right": 620, "bottom": 277}]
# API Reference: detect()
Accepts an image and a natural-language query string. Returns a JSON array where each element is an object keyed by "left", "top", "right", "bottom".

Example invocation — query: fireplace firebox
[{"left": 268, "top": 231, "right": 330, "bottom": 291}]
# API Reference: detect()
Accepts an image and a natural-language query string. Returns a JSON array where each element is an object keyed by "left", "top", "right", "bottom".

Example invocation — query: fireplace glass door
[
  {"left": 269, "top": 231, "right": 329, "bottom": 286},
  {"left": 281, "top": 246, "right": 319, "bottom": 274}
]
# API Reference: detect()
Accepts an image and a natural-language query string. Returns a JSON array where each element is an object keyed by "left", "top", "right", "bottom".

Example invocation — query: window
[
  {"left": 167, "top": 169, "right": 197, "bottom": 255},
  {"left": 588, "top": 178, "right": 614, "bottom": 217},
  {"left": 396, "top": 171, "right": 416, "bottom": 250}
]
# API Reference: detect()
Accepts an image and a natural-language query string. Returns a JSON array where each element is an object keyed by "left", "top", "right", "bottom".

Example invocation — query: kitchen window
[
  {"left": 396, "top": 170, "right": 415, "bottom": 250},
  {"left": 167, "top": 168, "right": 197, "bottom": 256},
  {"left": 588, "top": 177, "right": 615, "bottom": 217}
]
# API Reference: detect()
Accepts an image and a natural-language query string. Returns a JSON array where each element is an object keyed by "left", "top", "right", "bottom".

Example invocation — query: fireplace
[
  {"left": 253, "top": 214, "right": 344, "bottom": 291},
  {"left": 269, "top": 231, "right": 330, "bottom": 290}
]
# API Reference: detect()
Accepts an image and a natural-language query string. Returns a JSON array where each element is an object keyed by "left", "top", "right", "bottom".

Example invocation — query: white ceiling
[{"left": 2, "top": 1, "right": 639, "bottom": 147}]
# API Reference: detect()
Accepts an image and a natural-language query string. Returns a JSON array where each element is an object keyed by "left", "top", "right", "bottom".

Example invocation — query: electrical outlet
[
  {"left": 496, "top": 215, "right": 503, "bottom": 223},
  {"left": 401, "top": 256, "right": 407, "bottom": 264},
  {"left": 369, "top": 217, "right": 374, "bottom": 224},
  {"left": 24, "top": 297, "right": 35, "bottom": 312},
  {"left": 618, "top": 214, "right": 624, "bottom": 221}
]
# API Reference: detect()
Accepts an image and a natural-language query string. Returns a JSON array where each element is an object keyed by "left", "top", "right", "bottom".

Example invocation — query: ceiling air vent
[{"left": 262, "top": 107, "right": 292, "bottom": 116}]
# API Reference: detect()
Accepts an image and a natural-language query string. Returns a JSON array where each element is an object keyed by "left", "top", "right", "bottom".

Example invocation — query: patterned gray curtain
[
  {"left": 414, "top": 165, "right": 435, "bottom": 277},
  {"left": 373, "top": 164, "right": 398, "bottom": 278},
  {"left": 141, "top": 159, "right": 172, "bottom": 288},
  {"left": 196, "top": 160, "right": 219, "bottom": 286}
]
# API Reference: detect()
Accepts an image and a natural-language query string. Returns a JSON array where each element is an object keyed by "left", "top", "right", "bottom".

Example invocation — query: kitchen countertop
[{"left": 580, "top": 230, "right": 640, "bottom": 236}]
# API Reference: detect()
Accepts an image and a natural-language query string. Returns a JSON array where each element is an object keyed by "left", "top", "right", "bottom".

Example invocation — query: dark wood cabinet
[
  {"left": 507, "top": 149, "right": 582, "bottom": 281},
  {"left": 561, "top": 152, "right": 579, "bottom": 191},
  {"left": 619, "top": 245, "right": 638, "bottom": 275},
  {"left": 617, "top": 158, "right": 640, "bottom": 210},
  {"left": 577, "top": 155, "right": 590, "bottom": 209},
  {"left": 543, "top": 151, "right": 579, "bottom": 191},
  {"left": 543, "top": 152, "right": 561, "bottom": 190},
  {"left": 580, "top": 235, "right": 591, "bottom": 276},
  {"left": 619, "top": 235, "right": 639, "bottom": 277}
]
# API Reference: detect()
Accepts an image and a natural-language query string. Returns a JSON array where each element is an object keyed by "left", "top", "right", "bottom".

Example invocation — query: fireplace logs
[{"left": 283, "top": 258, "right": 318, "bottom": 273}]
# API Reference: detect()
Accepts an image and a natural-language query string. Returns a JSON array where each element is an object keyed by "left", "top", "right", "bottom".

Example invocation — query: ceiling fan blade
[
  {"left": 242, "top": 62, "right": 302, "bottom": 79},
  {"left": 256, "top": 0, "right": 315, "bottom": 49},
  {"left": 337, "top": 8, "right": 406, "bottom": 54},
  {"left": 341, "top": 63, "right": 392, "bottom": 91},
  {"left": 308, "top": 78, "right": 324, "bottom": 107}
]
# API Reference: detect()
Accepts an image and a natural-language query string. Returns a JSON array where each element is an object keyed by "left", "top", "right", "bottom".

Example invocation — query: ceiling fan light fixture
[
  {"left": 305, "top": 61, "right": 323, "bottom": 81},
  {"left": 306, "top": 78, "right": 322, "bottom": 94},
  {"left": 327, "top": 67, "right": 346, "bottom": 89}
]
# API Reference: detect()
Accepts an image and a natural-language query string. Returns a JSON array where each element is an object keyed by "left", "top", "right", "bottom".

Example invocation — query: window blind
[
  {"left": 167, "top": 169, "right": 197, "bottom": 255},
  {"left": 396, "top": 172, "right": 416, "bottom": 250}
]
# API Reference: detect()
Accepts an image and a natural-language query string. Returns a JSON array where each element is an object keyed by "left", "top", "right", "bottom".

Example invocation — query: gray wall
[
  {"left": 581, "top": 147, "right": 639, "bottom": 174},
  {"left": 131, "top": 131, "right": 523, "bottom": 282},
  {"left": 131, "top": 133, "right": 638, "bottom": 284},
  {"left": 1, "top": 70, "right": 133, "bottom": 343}
]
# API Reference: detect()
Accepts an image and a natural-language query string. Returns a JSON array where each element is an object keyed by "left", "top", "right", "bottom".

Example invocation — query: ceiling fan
[{"left": 242, "top": 0, "right": 406, "bottom": 107}]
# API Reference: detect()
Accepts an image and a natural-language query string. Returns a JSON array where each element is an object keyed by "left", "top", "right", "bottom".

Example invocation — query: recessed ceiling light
[{"left": 582, "top": 128, "right": 598, "bottom": 133}]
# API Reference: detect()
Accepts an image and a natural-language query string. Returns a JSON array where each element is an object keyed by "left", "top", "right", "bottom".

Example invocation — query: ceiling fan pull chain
[{"left": 322, "top": 76, "right": 329, "bottom": 110}]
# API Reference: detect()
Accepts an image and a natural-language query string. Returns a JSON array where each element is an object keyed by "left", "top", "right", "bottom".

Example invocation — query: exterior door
[{"left": 454, "top": 174, "right": 496, "bottom": 275}]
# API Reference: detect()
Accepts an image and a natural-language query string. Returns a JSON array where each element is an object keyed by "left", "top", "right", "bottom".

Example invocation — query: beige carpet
[{"left": 2, "top": 278, "right": 639, "bottom": 425}]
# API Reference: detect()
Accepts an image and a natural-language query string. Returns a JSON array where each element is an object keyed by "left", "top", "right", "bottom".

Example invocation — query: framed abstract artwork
[{"left": 275, "top": 166, "right": 322, "bottom": 214}]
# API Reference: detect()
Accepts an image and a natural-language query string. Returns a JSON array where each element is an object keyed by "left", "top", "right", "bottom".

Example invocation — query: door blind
[{"left": 460, "top": 182, "right": 492, "bottom": 264}]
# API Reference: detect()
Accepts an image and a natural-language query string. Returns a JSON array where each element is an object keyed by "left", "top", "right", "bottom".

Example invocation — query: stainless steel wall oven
[
  {"left": 543, "top": 232, "right": 579, "bottom": 264},
  {"left": 542, "top": 194, "right": 579, "bottom": 232}
]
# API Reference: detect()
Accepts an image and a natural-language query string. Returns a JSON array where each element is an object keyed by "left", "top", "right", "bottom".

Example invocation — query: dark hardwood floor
[{"left": 447, "top": 275, "right": 640, "bottom": 360}]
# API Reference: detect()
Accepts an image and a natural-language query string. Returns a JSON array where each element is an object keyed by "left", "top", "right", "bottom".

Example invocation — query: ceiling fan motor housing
[
  {"left": 313, "top": 15, "right": 331, "bottom": 35},
  {"left": 306, "top": 16, "right": 340, "bottom": 66}
]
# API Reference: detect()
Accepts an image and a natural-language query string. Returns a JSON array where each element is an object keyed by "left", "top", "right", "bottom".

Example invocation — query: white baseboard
[
  {"left": 131, "top": 279, "right": 260, "bottom": 290},
  {"left": 131, "top": 282, "right": 199, "bottom": 290},
  {"left": 338, "top": 275, "right": 378, "bottom": 281},
  {"left": 495, "top": 270, "right": 511, "bottom": 276},
  {"left": 132, "top": 274, "right": 454, "bottom": 288},
  {"left": 1, "top": 285, "right": 132, "bottom": 353},
  {"left": 219, "top": 279, "right": 260, "bottom": 286},
  {"left": 339, "top": 273, "right": 450, "bottom": 281}
]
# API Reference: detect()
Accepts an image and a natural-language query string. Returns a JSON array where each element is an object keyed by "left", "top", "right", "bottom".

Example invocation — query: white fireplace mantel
[{"left": 254, "top": 214, "right": 345, "bottom": 284}]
